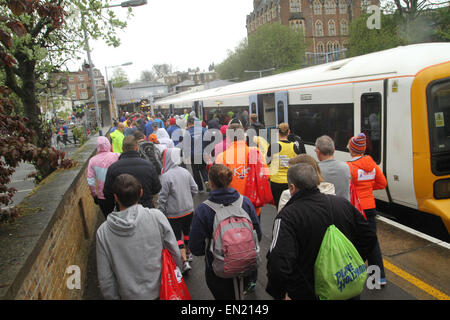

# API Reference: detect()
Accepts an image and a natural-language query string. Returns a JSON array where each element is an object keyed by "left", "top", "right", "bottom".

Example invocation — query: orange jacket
[
  {"left": 347, "top": 155, "right": 387, "bottom": 210},
  {"left": 215, "top": 141, "right": 268, "bottom": 215},
  {"left": 215, "top": 141, "right": 250, "bottom": 195}
]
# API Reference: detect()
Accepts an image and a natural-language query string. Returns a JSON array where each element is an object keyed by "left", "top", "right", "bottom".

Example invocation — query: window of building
[
  {"left": 333, "top": 41, "right": 340, "bottom": 51},
  {"left": 315, "top": 20, "right": 324, "bottom": 36},
  {"left": 288, "top": 103, "right": 354, "bottom": 151},
  {"left": 327, "top": 41, "right": 333, "bottom": 53},
  {"left": 78, "top": 75, "right": 84, "bottom": 82},
  {"left": 290, "top": 0, "right": 301, "bottom": 12},
  {"left": 290, "top": 19, "right": 304, "bottom": 31},
  {"left": 339, "top": 0, "right": 347, "bottom": 14},
  {"left": 340, "top": 19, "right": 348, "bottom": 35},
  {"left": 80, "top": 92, "right": 88, "bottom": 100},
  {"left": 328, "top": 20, "right": 336, "bottom": 36},
  {"left": 317, "top": 42, "right": 324, "bottom": 53},
  {"left": 325, "top": 0, "right": 336, "bottom": 14},
  {"left": 313, "top": 0, "right": 322, "bottom": 15}
]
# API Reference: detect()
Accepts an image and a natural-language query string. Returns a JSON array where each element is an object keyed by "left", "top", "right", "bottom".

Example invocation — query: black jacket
[
  {"left": 266, "top": 188, "right": 377, "bottom": 300},
  {"left": 103, "top": 151, "right": 162, "bottom": 211}
]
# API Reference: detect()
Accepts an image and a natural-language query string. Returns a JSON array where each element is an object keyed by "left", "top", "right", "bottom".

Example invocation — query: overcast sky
[{"left": 86, "top": 0, "right": 254, "bottom": 82}]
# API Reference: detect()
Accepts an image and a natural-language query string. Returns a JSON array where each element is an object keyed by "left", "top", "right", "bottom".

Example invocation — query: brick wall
[
  {"left": 0, "top": 135, "right": 102, "bottom": 300},
  {"left": 15, "top": 170, "right": 97, "bottom": 299}
]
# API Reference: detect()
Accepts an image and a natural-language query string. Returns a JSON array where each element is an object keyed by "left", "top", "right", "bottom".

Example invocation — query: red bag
[
  {"left": 348, "top": 164, "right": 367, "bottom": 220},
  {"left": 160, "top": 249, "right": 191, "bottom": 300},
  {"left": 245, "top": 148, "right": 274, "bottom": 208}
]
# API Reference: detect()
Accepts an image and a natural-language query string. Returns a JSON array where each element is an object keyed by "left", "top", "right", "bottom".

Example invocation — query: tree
[
  {"left": 111, "top": 67, "right": 129, "bottom": 88},
  {"left": 347, "top": 13, "right": 406, "bottom": 57},
  {"left": 216, "top": 23, "right": 306, "bottom": 81},
  {"left": 140, "top": 69, "right": 156, "bottom": 82},
  {"left": 0, "top": 86, "right": 75, "bottom": 223},
  {"left": 152, "top": 63, "right": 172, "bottom": 79},
  {"left": 0, "top": 0, "right": 130, "bottom": 148},
  {"left": 347, "top": 1, "right": 449, "bottom": 57}
]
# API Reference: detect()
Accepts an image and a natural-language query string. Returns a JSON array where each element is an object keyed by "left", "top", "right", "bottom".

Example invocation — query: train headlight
[{"left": 434, "top": 179, "right": 450, "bottom": 199}]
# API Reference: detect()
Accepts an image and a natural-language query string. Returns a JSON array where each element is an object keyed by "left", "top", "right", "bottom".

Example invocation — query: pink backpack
[{"left": 203, "top": 196, "right": 260, "bottom": 279}]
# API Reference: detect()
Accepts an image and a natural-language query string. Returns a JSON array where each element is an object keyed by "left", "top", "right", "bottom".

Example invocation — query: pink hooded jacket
[{"left": 87, "top": 136, "right": 120, "bottom": 199}]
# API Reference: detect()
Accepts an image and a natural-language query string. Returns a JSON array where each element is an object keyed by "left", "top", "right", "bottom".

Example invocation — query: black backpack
[{"left": 138, "top": 141, "right": 162, "bottom": 174}]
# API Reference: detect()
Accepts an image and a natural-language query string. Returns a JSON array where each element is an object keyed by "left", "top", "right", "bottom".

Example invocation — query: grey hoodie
[
  {"left": 96, "top": 204, "right": 182, "bottom": 300},
  {"left": 157, "top": 148, "right": 198, "bottom": 218}
]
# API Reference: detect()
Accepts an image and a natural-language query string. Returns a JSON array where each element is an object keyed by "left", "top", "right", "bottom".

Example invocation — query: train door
[
  {"left": 353, "top": 82, "right": 390, "bottom": 202},
  {"left": 249, "top": 95, "right": 258, "bottom": 119},
  {"left": 275, "top": 91, "right": 289, "bottom": 125},
  {"left": 169, "top": 104, "right": 175, "bottom": 115}
]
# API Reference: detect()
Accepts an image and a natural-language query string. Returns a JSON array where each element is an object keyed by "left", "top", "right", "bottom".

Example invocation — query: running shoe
[
  {"left": 244, "top": 281, "right": 256, "bottom": 295},
  {"left": 182, "top": 261, "right": 192, "bottom": 274}
]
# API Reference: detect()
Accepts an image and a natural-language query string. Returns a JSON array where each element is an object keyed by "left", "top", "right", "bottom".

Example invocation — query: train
[{"left": 154, "top": 43, "right": 450, "bottom": 237}]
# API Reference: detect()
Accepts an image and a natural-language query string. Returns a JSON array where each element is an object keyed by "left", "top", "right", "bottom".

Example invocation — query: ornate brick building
[{"left": 246, "top": 0, "right": 378, "bottom": 63}]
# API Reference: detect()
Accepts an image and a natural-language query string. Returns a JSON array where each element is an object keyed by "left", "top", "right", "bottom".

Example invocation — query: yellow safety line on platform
[{"left": 383, "top": 259, "right": 450, "bottom": 300}]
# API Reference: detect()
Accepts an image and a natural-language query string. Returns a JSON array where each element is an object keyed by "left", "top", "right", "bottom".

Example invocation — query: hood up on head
[
  {"left": 161, "top": 148, "right": 181, "bottom": 174},
  {"left": 97, "top": 136, "right": 112, "bottom": 153},
  {"left": 106, "top": 204, "right": 142, "bottom": 237}
]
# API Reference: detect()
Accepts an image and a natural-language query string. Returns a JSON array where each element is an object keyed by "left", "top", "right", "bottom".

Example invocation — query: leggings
[{"left": 168, "top": 212, "right": 193, "bottom": 249}]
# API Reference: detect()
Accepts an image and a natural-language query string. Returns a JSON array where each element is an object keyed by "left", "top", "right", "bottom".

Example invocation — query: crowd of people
[{"left": 87, "top": 109, "right": 387, "bottom": 300}]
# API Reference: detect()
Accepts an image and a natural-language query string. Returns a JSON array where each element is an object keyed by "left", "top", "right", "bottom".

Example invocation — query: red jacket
[{"left": 347, "top": 155, "right": 387, "bottom": 210}]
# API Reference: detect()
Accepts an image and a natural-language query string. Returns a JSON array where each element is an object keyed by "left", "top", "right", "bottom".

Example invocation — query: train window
[
  {"left": 361, "top": 93, "right": 382, "bottom": 164},
  {"left": 288, "top": 103, "right": 354, "bottom": 152},
  {"left": 427, "top": 79, "right": 450, "bottom": 155},
  {"left": 251, "top": 102, "right": 257, "bottom": 114},
  {"left": 277, "top": 101, "right": 285, "bottom": 123}
]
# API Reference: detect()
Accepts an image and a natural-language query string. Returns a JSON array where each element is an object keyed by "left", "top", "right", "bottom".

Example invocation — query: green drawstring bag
[{"left": 314, "top": 224, "right": 367, "bottom": 300}]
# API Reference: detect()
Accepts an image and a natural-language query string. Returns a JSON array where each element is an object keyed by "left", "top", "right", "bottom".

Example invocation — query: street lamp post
[
  {"left": 81, "top": 13, "right": 102, "bottom": 136},
  {"left": 105, "top": 62, "right": 132, "bottom": 124},
  {"left": 81, "top": 0, "right": 147, "bottom": 136},
  {"left": 244, "top": 67, "right": 275, "bottom": 78}
]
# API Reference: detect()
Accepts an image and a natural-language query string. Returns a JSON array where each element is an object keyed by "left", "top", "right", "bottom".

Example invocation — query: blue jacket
[
  {"left": 153, "top": 118, "right": 165, "bottom": 129},
  {"left": 189, "top": 188, "right": 261, "bottom": 271},
  {"left": 144, "top": 120, "right": 153, "bottom": 137},
  {"left": 167, "top": 125, "right": 181, "bottom": 145}
]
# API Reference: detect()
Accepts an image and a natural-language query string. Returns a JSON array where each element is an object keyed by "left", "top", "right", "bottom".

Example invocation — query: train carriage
[{"left": 154, "top": 43, "right": 450, "bottom": 236}]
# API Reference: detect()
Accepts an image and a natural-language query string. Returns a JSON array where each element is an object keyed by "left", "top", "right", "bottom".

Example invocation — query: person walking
[
  {"left": 347, "top": 133, "right": 388, "bottom": 286},
  {"left": 158, "top": 148, "right": 198, "bottom": 274},
  {"left": 96, "top": 173, "right": 182, "bottom": 300},
  {"left": 267, "top": 123, "right": 301, "bottom": 208},
  {"left": 110, "top": 122, "right": 125, "bottom": 153},
  {"left": 185, "top": 117, "right": 210, "bottom": 193},
  {"left": 87, "top": 137, "right": 120, "bottom": 217},
  {"left": 278, "top": 154, "right": 335, "bottom": 212},
  {"left": 189, "top": 164, "right": 261, "bottom": 300},
  {"left": 315, "top": 135, "right": 351, "bottom": 200},
  {"left": 166, "top": 117, "right": 181, "bottom": 145},
  {"left": 249, "top": 113, "right": 264, "bottom": 134},
  {"left": 103, "top": 136, "right": 162, "bottom": 213},
  {"left": 266, "top": 163, "right": 377, "bottom": 300}
]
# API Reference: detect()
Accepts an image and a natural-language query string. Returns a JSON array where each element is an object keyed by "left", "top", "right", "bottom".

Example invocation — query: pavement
[
  {"left": 83, "top": 188, "right": 450, "bottom": 301},
  {"left": 1, "top": 135, "right": 80, "bottom": 211}
]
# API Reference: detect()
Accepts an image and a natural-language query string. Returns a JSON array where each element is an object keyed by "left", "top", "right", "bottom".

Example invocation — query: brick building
[{"left": 246, "top": 0, "right": 378, "bottom": 63}]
